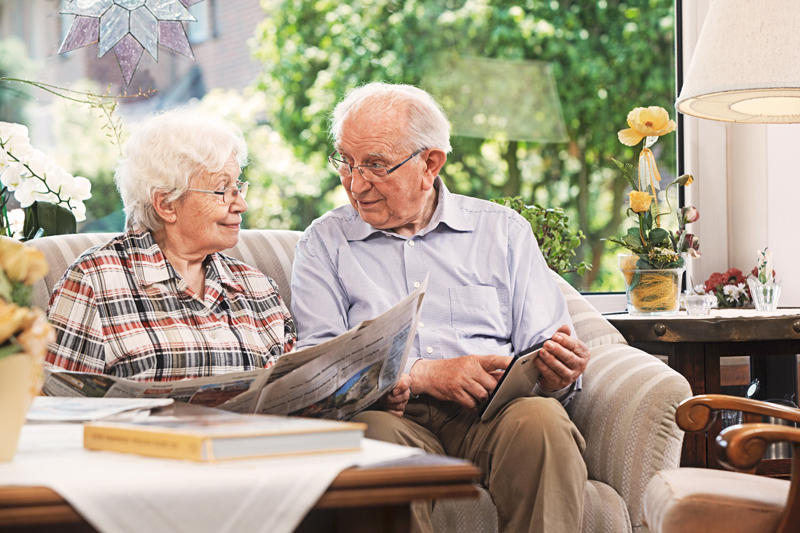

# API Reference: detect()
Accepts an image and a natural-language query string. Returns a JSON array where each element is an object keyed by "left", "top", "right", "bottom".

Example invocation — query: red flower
[
  {"left": 703, "top": 272, "right": 726, "bottom": 294},
  {"left": 723, "top": 268, "right": 746, "bottom": 286}
]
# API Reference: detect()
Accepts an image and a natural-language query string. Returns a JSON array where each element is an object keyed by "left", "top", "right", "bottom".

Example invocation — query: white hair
[
  {"left": 115, "top": 108, "right": 248, "bottom": 231},
  {"left": 330, "top": 82, "right": 452, "bottom": 154}
]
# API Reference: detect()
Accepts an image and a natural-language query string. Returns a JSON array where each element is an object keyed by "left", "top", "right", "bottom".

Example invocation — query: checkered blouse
[{"left": 45, "top": 228, "right": 296, "bottom": 381}]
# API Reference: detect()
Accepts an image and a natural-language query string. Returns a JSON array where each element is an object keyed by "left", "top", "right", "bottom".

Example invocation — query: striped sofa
[{"left": 29, "top": 230, "right": 692, "bottom": 533}]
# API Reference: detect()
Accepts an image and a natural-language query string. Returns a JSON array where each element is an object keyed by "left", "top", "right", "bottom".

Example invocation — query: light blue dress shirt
[{"left": 291, "top": 178, "right": 579, "bottom": 399}]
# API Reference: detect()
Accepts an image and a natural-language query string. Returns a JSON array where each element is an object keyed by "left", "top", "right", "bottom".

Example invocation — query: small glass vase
[
  {"left": 747, "top": 278, "right": 781, "bottom": 312},
  {"left": 619, "top": 254, "right": 685, "bottom": 315}
]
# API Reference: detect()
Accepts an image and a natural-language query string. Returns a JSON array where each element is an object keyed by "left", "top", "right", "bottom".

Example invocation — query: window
[
  {"left": 187, "top": 1, "right": 213, "bottom": 44},
  {"left": 255, "top": 0, "right": 678, "bottom": 295}
]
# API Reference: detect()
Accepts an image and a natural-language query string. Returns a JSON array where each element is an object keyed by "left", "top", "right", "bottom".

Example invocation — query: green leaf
[
  {"left": 612, "top": 158, "right": 639, "bottom": 191},
  {"left": 0, "top": 341, "right": 24, "bottom": 361},
  {"left": 649, "top": 228, "right": 669, "bottom": 245},
  {"left": 23, "top": 201, "right": 76, "bottom": 239}
]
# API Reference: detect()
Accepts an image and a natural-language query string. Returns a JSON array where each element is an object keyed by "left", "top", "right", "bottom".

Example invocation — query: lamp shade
[{"left": 676, "top": 0, "right": 800, "bottom": 123}]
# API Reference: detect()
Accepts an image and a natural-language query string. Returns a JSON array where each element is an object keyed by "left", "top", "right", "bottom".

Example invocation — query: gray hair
[
  {"left": 330, "top": 82, "right": 452, "bottom": 154},
  {"left": 115, "top": 108, "right": 248, "bottom": 231}
]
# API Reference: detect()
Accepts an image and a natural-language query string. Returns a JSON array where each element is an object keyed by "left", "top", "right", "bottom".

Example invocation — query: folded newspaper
[{"left": 41, "top": 278, "right": 427, "bottom": 421}]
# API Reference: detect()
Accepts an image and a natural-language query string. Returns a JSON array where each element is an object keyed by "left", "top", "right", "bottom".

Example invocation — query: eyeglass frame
[
  {"left": 328, "top": 147, "right": 428, "bottom": 182},
  {"left": 187, "top": 181, "right": 249, "bottom": 204}
]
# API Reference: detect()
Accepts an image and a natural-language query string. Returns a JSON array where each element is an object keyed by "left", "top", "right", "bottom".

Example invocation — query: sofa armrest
[{"left": 566, "top": 343, "right": 692, "bottom": 531}]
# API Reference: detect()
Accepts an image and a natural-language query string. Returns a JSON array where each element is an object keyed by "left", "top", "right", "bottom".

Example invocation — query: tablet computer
[{"left": 479, "top": 340, "right": 547, "bottom": 421}]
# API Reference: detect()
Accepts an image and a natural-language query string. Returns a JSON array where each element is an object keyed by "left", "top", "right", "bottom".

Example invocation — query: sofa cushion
[{"left": 643, "top": 468, "right": 787, "bottom": 533}]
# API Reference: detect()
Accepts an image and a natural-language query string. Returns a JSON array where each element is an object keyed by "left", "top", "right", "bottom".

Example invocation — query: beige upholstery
[
  {"left": 29, "top": 230, "right": 693, "bottom": 533},
  {"left": 644, "top": 468, "right": 787, "bottom": 533}
]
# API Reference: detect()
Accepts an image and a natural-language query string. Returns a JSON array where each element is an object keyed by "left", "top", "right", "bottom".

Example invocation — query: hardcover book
[{"left": 84, "top": 408, "right": 366, "bottom": 462}]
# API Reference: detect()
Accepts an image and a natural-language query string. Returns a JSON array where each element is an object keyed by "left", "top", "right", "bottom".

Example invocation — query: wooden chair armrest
[
  {"left": 676, "top": 394, "right": 800, "bottom": 433},
  {"left": 716, "top": 423, "right": 800, "bottom": 533},
  {"left": 716, "top": 423, "right": 800, "bottom": 470}
]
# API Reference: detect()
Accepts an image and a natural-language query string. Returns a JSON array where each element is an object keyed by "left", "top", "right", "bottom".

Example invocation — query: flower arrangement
[
  {"left": 0, "top": 236, "right": 52, "bottom": 357},
  {"left": 0, "top": 236, "right": 53, "bottom": 461},
  {"left": 606, "top": 106, "right": 700, "bottom": 270},
  {"left": 695, "top": 268, "right": 751, "bottom": 308},
  {"left": 693, "top": 254, "right": 779, "bottom": 309},
  {"left": 1, "top": 121, "right": 91, "bottom": 239}
]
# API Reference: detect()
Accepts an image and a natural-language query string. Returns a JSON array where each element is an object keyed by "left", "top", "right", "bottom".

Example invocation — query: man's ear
[
  {"left": 152, "top": 191, "right": 177, "bottom": 224},
  {"left": 421, "top": 149, "right": 447, "bottom": 189}
]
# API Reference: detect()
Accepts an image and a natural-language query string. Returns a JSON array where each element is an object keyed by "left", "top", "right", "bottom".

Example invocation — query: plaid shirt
[{"left": 46, "top": 228, "right": 296, "bottom": 381}]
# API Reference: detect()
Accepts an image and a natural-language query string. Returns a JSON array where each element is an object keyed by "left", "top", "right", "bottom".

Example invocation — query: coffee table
[{"left": 0, "top": 455, "right": 479, "bottom": 532}]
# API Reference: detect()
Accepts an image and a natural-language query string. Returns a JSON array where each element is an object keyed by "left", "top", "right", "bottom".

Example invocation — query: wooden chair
[{"left": 644, "top": 394, "right": 800, "bottom": 533}]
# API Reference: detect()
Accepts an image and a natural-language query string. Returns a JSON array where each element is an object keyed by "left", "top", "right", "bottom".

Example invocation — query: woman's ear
[
  {"left": 152, "top": 191, "right": 177, "bottom": 224},
  {"left": 421, "top": 149, "right": 447, "bottom": 190}
]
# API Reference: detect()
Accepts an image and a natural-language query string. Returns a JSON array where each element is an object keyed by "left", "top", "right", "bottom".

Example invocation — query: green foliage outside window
[{"left": 252, "top": 0, "right": 676, "bottom": 291}]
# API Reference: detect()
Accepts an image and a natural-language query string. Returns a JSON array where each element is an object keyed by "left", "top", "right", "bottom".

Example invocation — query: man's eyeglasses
[
  {"left": 188, "top": 181, "right": 249, "bottom": 204},
  {"left": 328, "top": 148, "right": 427, "bottom": 182}
]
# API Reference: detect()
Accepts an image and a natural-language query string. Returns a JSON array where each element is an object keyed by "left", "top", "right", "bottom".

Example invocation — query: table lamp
[{"left": 676, "top": 0, "right": 800, "bottom": 123}]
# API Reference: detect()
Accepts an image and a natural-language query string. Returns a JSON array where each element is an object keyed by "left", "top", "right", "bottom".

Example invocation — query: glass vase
[
  {"left": 747, "top": 278, "right": 781, "bottom": 312},
  {"left": 618, "top": 254, "right": 685, "bottom": 315}
]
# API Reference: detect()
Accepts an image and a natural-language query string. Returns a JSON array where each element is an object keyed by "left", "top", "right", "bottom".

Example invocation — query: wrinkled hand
[
  {"left": 378, "top": 374, "right": 412, "bottom": 418},
  {"left": 410, "top": 355, "right": 511, "bottom": 411},
  {"left": 534, "top": 325, "right": 590, "bottom": 392}
]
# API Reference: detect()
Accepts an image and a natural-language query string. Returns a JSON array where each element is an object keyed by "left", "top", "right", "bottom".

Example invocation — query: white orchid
[
  {"left": 0, "top": 122, "right": 33, "bottom": 166},
  {"left": 1, "top": 162, "right": 26, "bottom": 190},
  {"left": 70, "top": 201, "right": 87, "bottom": 222},
  {"left": 1, "top": 121, "right": 93, "bottom": 237},
  {"left": 72, "top": 176, "right": 92, "bottom": 202}
]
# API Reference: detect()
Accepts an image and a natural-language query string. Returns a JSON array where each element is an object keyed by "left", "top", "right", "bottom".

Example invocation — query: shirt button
[
  {"left": 209, "top": 331, "right": 218, "bottom": 339},
  {"left": 414, "top": 281, "right": 420, "bottom": 288},
  {"left": 426, "top": 347, "right": 433, "bottom": 354},
  {"left": 408, "top": 240, "right": 415, "bottom": 246},
  {"left": 418, "top": 322, "right": 424, "bottom": 328}
]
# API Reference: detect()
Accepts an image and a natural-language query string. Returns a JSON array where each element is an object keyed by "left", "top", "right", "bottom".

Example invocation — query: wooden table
[
  {"left": 0, "top": 455, "right": 480, "bottom": 533},
  {"left": 607, "top": 309, "right": 800, "bottom": 477}
]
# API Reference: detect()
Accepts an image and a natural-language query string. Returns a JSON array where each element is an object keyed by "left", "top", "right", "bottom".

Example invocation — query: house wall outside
[{"left": 0, "top": 0, "right": 266, "bottom": 118}]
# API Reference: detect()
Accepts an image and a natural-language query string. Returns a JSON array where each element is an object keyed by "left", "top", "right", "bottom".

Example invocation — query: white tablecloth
[
  {"left": 606, "top": 308, "right": 800, "bottom": 320},
  {"left": 0, "top": 424, "right": 421, "bottom": 533}
]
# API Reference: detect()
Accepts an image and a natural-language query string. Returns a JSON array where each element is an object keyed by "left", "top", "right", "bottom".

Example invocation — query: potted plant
[
  {"left": 0, "top": 237, "right": 52, "bottom": 461},
  {"left": 606, "top": 106, "right": 700, "bottom": 315},
  {"left": 491, "top": 196, "right": 591, "bottom": 276}
]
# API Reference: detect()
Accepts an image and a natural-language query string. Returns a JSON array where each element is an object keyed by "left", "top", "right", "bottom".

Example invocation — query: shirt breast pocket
[{"left": 448, "top": 285, "right": 508, "bottom": 339}]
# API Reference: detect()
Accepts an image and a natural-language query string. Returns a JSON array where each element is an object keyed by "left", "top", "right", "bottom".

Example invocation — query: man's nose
[{"left": 348, "top": 168, "right": 372, "bottom": 194}]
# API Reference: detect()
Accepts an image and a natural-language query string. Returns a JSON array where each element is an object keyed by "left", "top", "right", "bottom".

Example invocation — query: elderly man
[{"left": 291, "top": 82, "right": 589, "bottom": 533}]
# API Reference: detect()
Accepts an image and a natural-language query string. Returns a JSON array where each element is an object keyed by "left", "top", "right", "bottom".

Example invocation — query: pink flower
[{"left": 680, "top": 206, "right": 699, "bottom": 226}]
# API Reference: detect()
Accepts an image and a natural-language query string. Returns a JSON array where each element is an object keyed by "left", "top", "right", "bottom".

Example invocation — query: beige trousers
[{"left": 353, "top": 395, "right": 587, "bottom": 533}]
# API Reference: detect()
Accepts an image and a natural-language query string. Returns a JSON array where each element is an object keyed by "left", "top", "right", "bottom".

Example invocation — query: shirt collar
[
  {"left": 345, "top": 177, "right": 473, "bottom": 241},
  {"left": 127, "top": 228, "right": 243, "bottom": 293}
]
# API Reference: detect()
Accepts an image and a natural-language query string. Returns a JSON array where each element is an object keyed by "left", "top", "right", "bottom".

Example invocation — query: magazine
[{"left": 42, "top": 278, "right": 427, "bottom": 421}]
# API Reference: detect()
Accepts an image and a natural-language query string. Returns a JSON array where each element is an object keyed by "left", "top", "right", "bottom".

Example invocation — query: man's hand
[
  {"left": 534, "top": 324, "right": 590, "bottom": 392},
  {"left": 409, "top": 355, "right": 512, "bottom": 411},
  {"left": 378, "top": 374, "right": 412, "bottom": 418}
]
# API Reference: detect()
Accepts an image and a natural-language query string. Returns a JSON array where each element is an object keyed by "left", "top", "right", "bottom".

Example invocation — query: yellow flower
[
  {"left": 23, "top": 248, "right": 48, "bottom": 285},
  {"left": 15, "top": 308, "right": 53, "bottom": 359},
  {"left": 0, "top": 236, "right": 29, "bottom": 282},
  {"left": 629, "top": 191, "right": 653, "bottom": 213},
  {"left": 618, "top": 106, "right": 677, "bottom": 146},
  {"left": 0, "top": 236, "right": 49, "bottom": 285},
  {"left": 0, "top": 301, "right": 29, "bottom": 345}
]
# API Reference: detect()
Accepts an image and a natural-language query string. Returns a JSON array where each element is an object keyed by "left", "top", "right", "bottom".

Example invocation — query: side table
[{"left": 607, "top": 308, "right": 800, "bottom": 477}]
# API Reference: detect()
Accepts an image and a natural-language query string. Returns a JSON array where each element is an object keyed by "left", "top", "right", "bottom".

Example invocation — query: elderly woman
[{"left": 45, "top": 110, "right": 295, "bottom": 380}]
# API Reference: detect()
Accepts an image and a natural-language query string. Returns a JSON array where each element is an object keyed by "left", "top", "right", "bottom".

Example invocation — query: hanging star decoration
[{"left": 58, "top": 0, "right": 204, "bottom": 86}]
